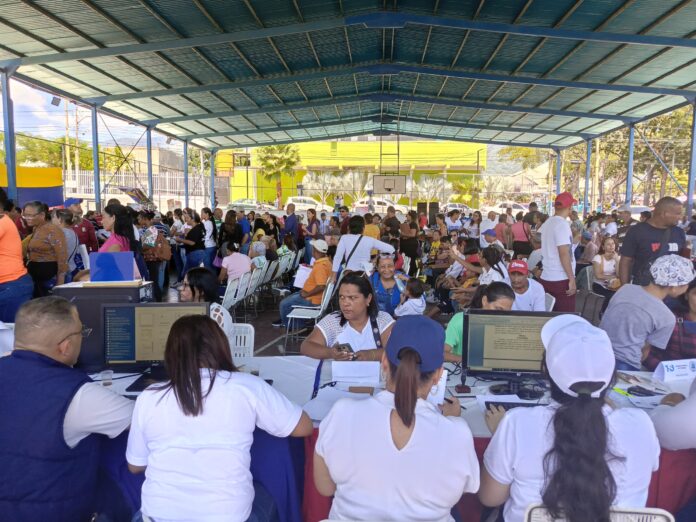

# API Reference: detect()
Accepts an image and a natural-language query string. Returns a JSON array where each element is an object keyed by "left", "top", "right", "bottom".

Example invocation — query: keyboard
[
  {"left": 484, "top": 401, "right": 543, "bottom": 412},
  {"left": 125, "top": 365, "right": 169, "bottom": 393}
]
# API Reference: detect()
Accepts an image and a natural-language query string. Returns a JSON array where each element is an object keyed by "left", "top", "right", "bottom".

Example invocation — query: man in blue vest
[{"left": 0, "top": 297, "right": 134, "bottom": 522}]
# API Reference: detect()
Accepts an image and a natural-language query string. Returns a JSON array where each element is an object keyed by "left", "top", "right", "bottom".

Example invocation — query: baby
[{"left": 394, "top": 278, "right": 426, "bottom": 317}]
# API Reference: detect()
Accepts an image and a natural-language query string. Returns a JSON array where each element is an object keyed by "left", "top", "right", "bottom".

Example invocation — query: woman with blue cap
[{"left": 313, "top": 315, "right": 480, "bottom": 521}]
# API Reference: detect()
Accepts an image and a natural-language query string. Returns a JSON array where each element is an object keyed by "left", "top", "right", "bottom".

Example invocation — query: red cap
[
  {"left": 554, "top": 191, "right": 577, "bottom": 208},
  {"left": 509, "top": 259, "right": 529, "bottom": 275}
]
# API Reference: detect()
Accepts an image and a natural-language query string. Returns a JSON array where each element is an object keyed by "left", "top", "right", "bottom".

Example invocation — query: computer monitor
[
  {"left": 462, "top": 310, "right": 571, "bottom": 397},
  {"left": 104, "top": 303, "right": 210, "bottom": 365}
]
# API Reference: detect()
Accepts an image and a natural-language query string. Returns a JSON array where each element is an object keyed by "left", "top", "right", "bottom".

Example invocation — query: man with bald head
[
  {"left": 0, "top": 297, "right": 133, "bottom": 522},
  {"left": 619, "top": 196, "right": 687, "bottom": 285}
]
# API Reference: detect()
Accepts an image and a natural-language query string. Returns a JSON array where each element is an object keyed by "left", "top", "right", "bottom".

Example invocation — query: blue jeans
[
  {"left": 304, "top": 241, "right": 313, "bottom": 264},
  {"left": 131, "top": 481, "right": 278, "bottom": 522},
  {"left": 615, "top": 359, "right": 641, "bottom": 371},
  {"left": 280, "top": 291, "right": 315, "bottom": 328},
  {"left": 677, "top": 496, "right": 696, "bottom": 522},
  {"left": 173, "top": 245, "right": 185, "bottom": 282},
  {"left": 0, "top": 273, "right": 34, "bottom": 322},
  {"left": 184, "top": 249, "right": 206, "bottom": 275},
  {"left": 203, "top": 246, "right": 216, "bottom": 270}
]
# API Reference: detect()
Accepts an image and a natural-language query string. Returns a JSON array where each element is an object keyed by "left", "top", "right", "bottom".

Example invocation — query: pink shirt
[
  {"left": 511, "top": 221, "right": 531, "bottom": 242},
  {"left": 221, "top": 252, "right": 252, "bottom": 281},
  {"left": 99, "top": 233, "right": 130, "bottom": 253}
]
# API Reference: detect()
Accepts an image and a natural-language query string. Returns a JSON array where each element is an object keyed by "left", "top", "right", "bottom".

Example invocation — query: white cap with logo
[
  {"left": 541, "top": 315, "right": 615, "bottom": 398},
  {"left": 311, "top": 239, "right": 329, "bottom": 253}
]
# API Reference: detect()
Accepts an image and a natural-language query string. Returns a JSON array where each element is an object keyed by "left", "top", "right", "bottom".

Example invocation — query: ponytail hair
[
  {"left": 542, "top": 371, "right": 620, "bottom": 522},
  {"left": 388, "top": 347, "right": 436, "bottom": 427}
]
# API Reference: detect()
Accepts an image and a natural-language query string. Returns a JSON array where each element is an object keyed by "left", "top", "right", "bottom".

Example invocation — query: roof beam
[
  {"left": 85, "top": 60, "right": 693, "bottom": 105},
  {"left": 209, "top": 127, "right": 556, "bottom": 151},
  {"left": 5, "top": 9, "right": 696, "bottom": 71},
  {"left": 0, "top": 17, "right": 346, "bottom": 69},
  {"left": 178, "top": 115, "right": 590, "bottom": 141},
  {"left": 349, "top": 12, "right": 696, "bottom": 49},
  {"left": 143, "top": 92, "right": 630, "bottom": 126}
]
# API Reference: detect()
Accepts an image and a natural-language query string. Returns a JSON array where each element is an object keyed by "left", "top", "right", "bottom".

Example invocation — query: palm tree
[{"left": 256, "top": 145, "right": 301, "bottom": 208}]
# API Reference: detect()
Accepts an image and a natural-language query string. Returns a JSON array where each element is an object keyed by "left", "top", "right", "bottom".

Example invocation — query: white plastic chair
[
  {"left": 283, "top": 281, "right": 335, "bottom": 353},
  {"left": 226, "top": 271, "right": 252, "bottom": 318},
  {"left": 544, "top": 293, "right": 556, "bottom": 312},
  {"left": 525, "top": 504, "right": 674, "bottom": 522},
  {"left": 221, "top": 277, "right": 240, "bottom": 310},
  {"left": 228, "top": 323, "right": 255, "bottom": 359}
]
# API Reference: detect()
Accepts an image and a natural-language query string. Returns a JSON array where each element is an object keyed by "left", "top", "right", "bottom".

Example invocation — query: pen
[
  {"left": 612, "top": 387, "right": 631, "bottom": 398},
  {"left": 444, "top": 397, "right": 466, "bottom": 410}
]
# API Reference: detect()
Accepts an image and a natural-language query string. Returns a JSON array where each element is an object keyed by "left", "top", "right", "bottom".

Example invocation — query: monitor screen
[
  {"left": 104, "top": 303, "right": 209, "bottom": 364},
  {"left": 463, "top": 310, "right": 568, "bottom": 376}
]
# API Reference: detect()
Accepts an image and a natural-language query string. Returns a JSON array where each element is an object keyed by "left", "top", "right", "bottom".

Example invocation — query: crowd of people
[{"left": 2, "top": 186, "right": 696, "bottom": 522}]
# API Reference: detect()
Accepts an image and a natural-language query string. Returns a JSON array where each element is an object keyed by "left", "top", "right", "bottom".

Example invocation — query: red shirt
[
  {"left": 340, "top": 217, "right": 350, "bottom": 235},
  {"left": 72, "top": 218, "right": 99, "bottom": 253}
]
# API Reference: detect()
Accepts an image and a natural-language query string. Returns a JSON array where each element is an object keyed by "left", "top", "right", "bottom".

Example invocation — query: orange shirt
[
  {"left": 0, "top": 214, "right": 28, "bottom": 284},
  {"left": 303, "top": 257, "right": 332, "bottom": 305}
]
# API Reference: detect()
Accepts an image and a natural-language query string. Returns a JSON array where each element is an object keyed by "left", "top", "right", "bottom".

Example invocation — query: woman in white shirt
[
  {"left": 201, "top": 207, "right": 218, "bottom": 270},
  {"left": 480, "top": 315, "right": 660, "bottom": 522},
  {"left": 127, "top": 314, "right": 313, "bottom": 522},
  {"left": 592, "top": 236, "right": 621, "bottom": 306},
  {"left": 478, "top": 246, "right": 510, "bottom": 285},
  {"left": 314, "top": 316, "right": 480, "bottom": 521},
  {"left": 331, "top": 215, "right": 395, "bottom": 282},
  {"left": 301, "top": 271, "right": 394, "bottom": 361},
  {"left": 179, "top": 267, "right": 235, "bottom": 343}
]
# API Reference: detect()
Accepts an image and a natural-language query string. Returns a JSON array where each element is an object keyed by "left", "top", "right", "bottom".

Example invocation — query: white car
[
  {"left": 443, "top": 202, "right": 473, "bottom": 214},
  {"left": 483, "top": 201, "right": 528, "bottom": 215},
  {"left": 285, "top": 196, "right": 333, "bottom": 214},
  {"left": 226, "top": 198, "right": 274, "bottom": 212},
  {"left": 351, "top": 197, "right": 408, "bottom": 216}
]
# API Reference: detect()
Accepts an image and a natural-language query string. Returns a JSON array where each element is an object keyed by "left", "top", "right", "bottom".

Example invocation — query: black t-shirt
[
  {"left": 184, "top": 224, "right": 206, "bottom": 253},
  {"left": 384, "top": 216, "right": 401, "bottom": 237},
  {"left": 620, "top": 222, "right": 686, "bottom": 283}
]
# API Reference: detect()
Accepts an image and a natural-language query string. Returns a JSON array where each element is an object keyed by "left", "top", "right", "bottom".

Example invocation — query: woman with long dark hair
[
  {"left": 217, "top": 210, "right": 243, "bottom": 251},
  {"left": 50, "top": 208, "right": 79, "bottom": 281},
  {"left": 313, "top": 316, "right": 479, "bottom": 520},
  {"left": 466, "top": 210, "right": 482, "bottom": 242},
  {"left": 126, "top": 314, "right": 312, "bottom": 522},
  {"left": 200, "top": 207, "right": 218, "bottom": 269},
  {"left": 179, "top": 267, "right": 235, "bottom": 339},
  {"left": 399, "top": 210, "right": 420, "bottom": 277},
  {"left": 174, "top": 209, "right": 206, "bottom": 275},
  {"left": 480, "top": 315, "right": 659, "bottom": 522},
  {"left": 304, "top": 208, "right": 320, "bottom": 264},
  {"left": 301, "top": 271, "right": 394, "bottom": 361}
]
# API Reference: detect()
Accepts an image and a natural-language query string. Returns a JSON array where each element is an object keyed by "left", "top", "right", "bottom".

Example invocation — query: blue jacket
[{"left": 0, "top": 350, "right": 101, "bottom": 522}]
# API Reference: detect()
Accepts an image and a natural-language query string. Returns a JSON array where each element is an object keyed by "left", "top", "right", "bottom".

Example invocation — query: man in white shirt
[
  {"left": 480, "top": 211, "right": 498, "bottom": 247},
  {"left": 318, "top": 212, "right": 331, "bottom": 236},
  {"left": 482, "top": 229, "right": 505, "bottom": 251},
  {"left": 509, "top": 260, "right": 546, "bottom": 311},
  {"left": 0, "top": 297, "right": 133, "bottom": 522},
  {"left": 539, "top": 191, "right": 577, "bottom": 312}
]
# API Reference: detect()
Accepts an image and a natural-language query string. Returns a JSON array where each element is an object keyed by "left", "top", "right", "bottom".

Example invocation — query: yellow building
[{"left": 216, "top": 138, "right": 487, "bottom": 207}]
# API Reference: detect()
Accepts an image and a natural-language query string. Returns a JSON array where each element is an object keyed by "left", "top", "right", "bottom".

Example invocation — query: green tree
[
  {"left": 256, "top": 145, "right": 301, "bottom": 207},
  {"left": 497, "top": 147, "right": 547, "bottom": 170}
]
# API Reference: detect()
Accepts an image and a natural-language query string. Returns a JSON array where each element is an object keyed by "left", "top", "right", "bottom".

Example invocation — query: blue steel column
[
  {"left": 183, "top": 141, "right": 189, "bottom": 208},
  {"left": 209, "top": 150, "right": 216, "bottom": 209},
  {"left": 626, "top": 124, "right": 635, "bottom": 205},
  {"left": 146, "top": 127, "right": 153, "bottom": 201},
  {"left": 91, "top": 106, "right": 102, "bottom": 212},
  {"left": 1, "top": 71, "right": 17, "bottom": 202},
  {"left": 584, "top": 139, "right": 593, "bottom": 217},
  {"left": 554, "top": 148, "right": 562, "bottom": 195},
  {"left": 686, "top": 102, "right": 696, "bottom": 220}
]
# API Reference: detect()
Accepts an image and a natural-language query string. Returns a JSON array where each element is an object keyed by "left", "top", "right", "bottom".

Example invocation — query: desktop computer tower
[{"left": 53, "top": 282, "right": 154, "bottom": 372}]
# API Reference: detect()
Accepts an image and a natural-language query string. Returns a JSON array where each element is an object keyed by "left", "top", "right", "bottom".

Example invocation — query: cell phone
[
  {"left": 627, "top": 385, "right": 659, "bottom": 397},
  {"left": 337, "top": 343, "right": 354, "bottom": 353}
]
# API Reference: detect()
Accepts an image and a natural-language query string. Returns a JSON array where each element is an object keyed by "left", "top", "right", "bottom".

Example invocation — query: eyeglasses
[
  {"left": 22, "top": 212, "right": 40, "bottom": 218},
  {"left": 59, "top": 325, "right": 92, "bottom": 344}
]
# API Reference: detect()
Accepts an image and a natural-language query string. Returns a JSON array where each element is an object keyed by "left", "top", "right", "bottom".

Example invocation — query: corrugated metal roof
[{"left": 1, "top": 0, "right": 695, "bottom": 150}]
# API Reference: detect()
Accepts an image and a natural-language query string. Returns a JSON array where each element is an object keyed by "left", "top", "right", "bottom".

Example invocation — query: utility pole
[{"left": 63, "top": 98, "right": 71, "bottom": 175}]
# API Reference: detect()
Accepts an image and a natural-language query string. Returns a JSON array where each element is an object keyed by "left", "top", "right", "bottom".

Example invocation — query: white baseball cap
[
  {"left": 311, "top": 239, "right": 329, "bottom": 253},
  {"left": 541, "top": 315, "right": 615, "bottom": 398}
]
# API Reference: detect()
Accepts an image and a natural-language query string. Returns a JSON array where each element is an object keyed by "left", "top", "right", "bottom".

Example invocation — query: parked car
[
  {"left": 482, "top": 201, "right": 528, "bottom": 215},
  {"left": 285, "top": 196, "right": 333, "bottom": 214},
  {"left": 442, "top": 202, "right": 473, "bottom": 215},
  {"left": 351, "top": 197, "right": 408, "bottom": 216},
  {"left": 226, "top": 199, "right": 274, "bottom": 212},
  {"left": 612, "top": 204, "right": 652, "bottom": 221}
]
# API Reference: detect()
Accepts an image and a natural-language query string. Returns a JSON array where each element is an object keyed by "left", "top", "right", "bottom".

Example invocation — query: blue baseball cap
[
  {"left": 64, "top": 197, "right": 83, "bottom": 207},
  {"left": 386, "top": 316, "right": 444, "bottom": 372},
  {"left": 483, "top": 228, "right": 496, "bottom": 237}
]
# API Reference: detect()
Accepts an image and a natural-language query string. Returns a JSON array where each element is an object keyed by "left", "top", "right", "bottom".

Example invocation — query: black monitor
[
  {"left": 462, "top": 310, "right": 570, "bottom": 397},
  {"left": 104, "top": 303, "right": 210, "bottom": 366}
]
